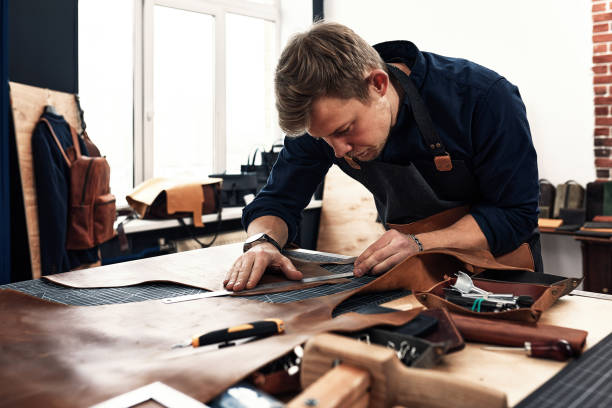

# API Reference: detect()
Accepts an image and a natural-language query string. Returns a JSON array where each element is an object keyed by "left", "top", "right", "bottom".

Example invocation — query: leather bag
[
  {"left": 40, "top": 118, "right": 116, "bottom": 250},
  {"left": 538, "top": 179, "right": 556, "bottom": 219},
  {"left": 126, "top": 177, "right": 222, "bottom": 227},
  {"left": 208, "top": 173, "right": 258, "bottom": 207},
  {"left": 552, "top": 180, "right": 585, "bottom": 219}
]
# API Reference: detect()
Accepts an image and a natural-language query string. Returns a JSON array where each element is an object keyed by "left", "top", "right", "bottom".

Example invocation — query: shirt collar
[{"left": 372, "top": 40, "right": 427, "bottom": 92}]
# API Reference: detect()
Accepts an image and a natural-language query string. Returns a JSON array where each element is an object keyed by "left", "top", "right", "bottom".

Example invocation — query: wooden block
[
  {"left": 288, "top": 364, "right": 370, "bottom": 408},
  {"left": 300, "top": 333, "right": 508, "bottom": 408},
  {"left": 9, "top": 82, "right": 81, "bottom": 278},
  {"left": 316, "top": 165, "right": 385, "bottom": 256}
]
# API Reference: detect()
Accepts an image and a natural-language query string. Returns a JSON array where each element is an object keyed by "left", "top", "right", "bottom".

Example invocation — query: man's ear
[{"left": 367, "top": 69, "right": 390, "bottom": 96}]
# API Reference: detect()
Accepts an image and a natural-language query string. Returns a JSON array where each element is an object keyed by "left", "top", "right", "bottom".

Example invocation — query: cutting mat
[
  {"left": 1, "top": 250, "right": 410, "bottom": 315},
  {"left": 516, "top": 331, "right": 612, "bottom": 408}
]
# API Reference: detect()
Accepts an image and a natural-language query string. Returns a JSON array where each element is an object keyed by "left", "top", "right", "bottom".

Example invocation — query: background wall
[
  {"left": 9, "top": 0, "right": 78, "bottom": 93},
  {"left": 325, "top": 0, "right": 594, "bottom": 186},
  {"left": 324, "top": 0, "right": 593, "bottom": 277}
]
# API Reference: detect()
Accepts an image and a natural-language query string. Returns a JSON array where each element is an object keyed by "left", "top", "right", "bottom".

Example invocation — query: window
[
  {"left": 226, "top": 13, "right": 277, "bottom": 173},
  {"left": 151, "top": 6, "right": 215, "bottom": 178},
  {"left": 79, "top": 0, "right": 280, "bottom": 204},
  {"left": 78, "top": 0, "right": 134, "bottom": 203}
]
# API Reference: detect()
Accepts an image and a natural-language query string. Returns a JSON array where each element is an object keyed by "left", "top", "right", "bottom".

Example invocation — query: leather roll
[{"left": 450, "top": 313, "right": 588, "bottom": 355}]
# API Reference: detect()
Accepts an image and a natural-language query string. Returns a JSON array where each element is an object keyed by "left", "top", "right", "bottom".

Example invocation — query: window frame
[{"left": 135, "top": 0, "right": 281, "bottom": 184}]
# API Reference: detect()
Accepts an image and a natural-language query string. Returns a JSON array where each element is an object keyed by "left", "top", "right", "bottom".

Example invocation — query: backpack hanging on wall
[{"left": 40, "top": 118, "right": 116, "bottom": 249}]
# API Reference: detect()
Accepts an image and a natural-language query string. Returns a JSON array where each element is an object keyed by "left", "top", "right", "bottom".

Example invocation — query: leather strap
[
  {"left": 69, "top": 125, "right": 81, "bottom": 158},
  {"left": 40, "top": 118, "right": 72, "bottom": 167},
  {"left": 386, "top": 63, "right": 452, "bottom": 171}
]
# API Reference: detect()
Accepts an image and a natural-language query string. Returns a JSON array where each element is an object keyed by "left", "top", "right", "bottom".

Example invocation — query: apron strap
[{"left": 386, "top": 63, "right": 452, "bottom": 172}]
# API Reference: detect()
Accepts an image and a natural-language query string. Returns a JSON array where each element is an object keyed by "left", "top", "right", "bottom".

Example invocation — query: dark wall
[
  {"left": 8, "top": 0, "right": 78, "bottom": 93},
  {"left": 5, "top": 0, "right": 78, "bottom": 282},
  {"left": 1, "top": 0, "right": 10, "bottom": 284},
  {"left": 313, "top": 0, "right": 323, "bottom": 21}
]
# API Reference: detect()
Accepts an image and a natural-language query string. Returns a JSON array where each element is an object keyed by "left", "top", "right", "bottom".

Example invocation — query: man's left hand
[{"left": 353, "top": 229, "right": 420, "bottom": 277}]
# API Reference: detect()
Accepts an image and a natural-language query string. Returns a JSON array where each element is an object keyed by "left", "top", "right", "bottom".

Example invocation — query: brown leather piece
[
  {"left": 434, "top": 154, "right": 453, "bottom": 171},
  {"left": 388, "top": 205, "right": 470, "bottom": 235},
  {"left": 415, "top": 272, "right": 579, "bottom": 323},
  {"left": 166, "top": 183, "right": 204, "bottom": 227},
  {"left": 0, "top": 280, "right": 421, "bottom": 407},
  {"left": 419, "top": 307, "right": 465, "bottom": 353},
  {"left": 44, "top": 245, "right": 355, "bottom": 294},
  {"left": 494, "top": 243, "right": 534, "bottom": 271},
  {"left": 450, "top": 313, "right": 588, "bottom": 354},
  {"left": 388, "top": 206, "right": 535, "bottom": 271},
  {"left": 126, "top": 177, "right": 222, "bottom": 227}
]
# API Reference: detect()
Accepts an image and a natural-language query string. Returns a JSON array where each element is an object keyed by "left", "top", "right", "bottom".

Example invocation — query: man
[{"left": 224, "top": 21, "right": 540, "bottom": 291}]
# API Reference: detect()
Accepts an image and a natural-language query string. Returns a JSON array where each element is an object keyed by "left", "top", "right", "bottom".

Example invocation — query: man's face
[{"left": 307, "top": 86, "right": 393, "bottom": 161}]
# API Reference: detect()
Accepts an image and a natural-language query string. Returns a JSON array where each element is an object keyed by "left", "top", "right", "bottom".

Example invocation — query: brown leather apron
[{"left": 336, "top": 63, "right": 541, "bottom": 271}]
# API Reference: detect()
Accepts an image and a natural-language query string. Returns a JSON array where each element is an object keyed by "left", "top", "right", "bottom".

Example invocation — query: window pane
[
  {"left": 79, "top": 0, "right": 133, "bottom": 204},
  {"left": 153, "top": 6, "right": 214, "bottom": 178},
  {"left": 226, "top": 13, "right": 277, "bottom": 173}
]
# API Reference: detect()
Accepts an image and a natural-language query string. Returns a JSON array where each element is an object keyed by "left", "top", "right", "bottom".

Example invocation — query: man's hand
[
  {"left": 224, "top": 243, "right": 303, "bottom": 291},
  {"left": 353, "top": 229, "right": 420, "bottom": 277}
]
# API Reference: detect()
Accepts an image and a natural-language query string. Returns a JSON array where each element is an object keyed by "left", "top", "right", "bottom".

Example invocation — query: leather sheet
[
  {"left": 43, "top": 244, "right": 355, "bottom": 293},
  {"left": 0, "top": 259, "right": 420, "bottom": 407},
  {"left": 1, "top": 246, "right": 569, "bottom": 406}
]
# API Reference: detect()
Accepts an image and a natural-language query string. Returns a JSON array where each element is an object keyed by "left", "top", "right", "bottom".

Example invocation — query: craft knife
[
  {"left": 161, "top": 271, "right": 355, "bottom": 304},
  {"left": 172, "top": 318, "right": 284, "bottom": 349}
]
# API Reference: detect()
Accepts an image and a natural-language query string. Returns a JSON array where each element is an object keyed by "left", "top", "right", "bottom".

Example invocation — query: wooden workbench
[
  {"left": 4, "top": 243, "right": 611, "bottom": 407},
  {"left": 383, "top": 292, "right": 612, "bottom": 406}
]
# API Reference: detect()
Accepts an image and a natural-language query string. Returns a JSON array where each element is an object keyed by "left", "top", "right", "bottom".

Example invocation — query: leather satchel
[
  {"left": 126, "top": 177, "right": 222, "bottom": 227},
  {"left": 40, "top": 118, "right": 116, "bottom": 250}
]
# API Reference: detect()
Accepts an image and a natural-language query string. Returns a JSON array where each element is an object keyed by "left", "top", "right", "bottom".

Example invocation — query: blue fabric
[
  {"left": 32, "top": 112, "right": 98, "bottom": 275},
  {"left": 0, "top": 0, "right": 8, "bottom": 284},
  {"left": 243, "top": 41, "right": 539, "bottom": 256}
]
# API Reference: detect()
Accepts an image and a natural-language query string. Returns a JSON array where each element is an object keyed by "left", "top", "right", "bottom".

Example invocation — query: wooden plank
[
  {"left": 316, "top": 165, "right": 384, "bottom": 256},
  {"left": 9, "top": 81, "right": 81, "bottom": 279}
]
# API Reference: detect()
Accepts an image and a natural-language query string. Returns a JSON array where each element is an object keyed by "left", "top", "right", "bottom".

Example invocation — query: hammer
[{"left": 288, "top": 333, "right": 507, "bottom": 408}]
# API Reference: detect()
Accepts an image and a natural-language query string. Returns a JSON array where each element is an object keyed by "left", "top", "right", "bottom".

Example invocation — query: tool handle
[
  {"left": 395, "top": 361, "right": 507, "bottom": 408},
  {"left": 528, "top": 340, "right": 574, "bottom": 361},
  {"left": 192, "top": 318, "right": 284, "bottom": 347}
]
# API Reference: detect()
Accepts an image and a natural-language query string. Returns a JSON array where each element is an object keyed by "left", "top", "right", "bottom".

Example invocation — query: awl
[
  {"left": 482, "top": 339, "right": 574, "bottom": 361},
  {"left": 161, "top": 271, "right": 354, "bottom": 304}
]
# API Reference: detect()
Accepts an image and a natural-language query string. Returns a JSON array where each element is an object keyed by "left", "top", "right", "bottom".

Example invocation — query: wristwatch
[{"left": 243, "top": 232, "right": 282, "bottom": 253}]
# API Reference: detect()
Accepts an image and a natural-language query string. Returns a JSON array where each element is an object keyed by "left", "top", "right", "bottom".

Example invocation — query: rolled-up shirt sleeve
[
  {"left": 242, "top": 135, "right": 333, "bottom": 242},
  {"left": 469, "top": 78, "right": 539, "bottom": 255}
]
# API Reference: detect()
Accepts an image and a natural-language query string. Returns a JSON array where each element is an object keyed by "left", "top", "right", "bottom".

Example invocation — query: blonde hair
[{"left": 275, "top": 21, "right": 385, "bottom": 135}]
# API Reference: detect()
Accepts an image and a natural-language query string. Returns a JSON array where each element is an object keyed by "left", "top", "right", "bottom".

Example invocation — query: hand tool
[
  {"left": 452, "top": 271, "right": 514, "bottom": 297},
  {"left": 172, "top": 318, "right": 284, "bottom": 349},
  {"left": 443, "top": 288, "right": 534, "bottom": 308},
  {"left": 161, "top": 271, "right": 354, "bottom": 304},
  {"left": 482, "top": 339, "right": 574, "bottom": 361},
  {"left": 445, "top": 294, "right": 516, "bottom": 312}
]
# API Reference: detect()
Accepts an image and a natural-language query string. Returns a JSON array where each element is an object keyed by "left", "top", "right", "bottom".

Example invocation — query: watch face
[{"left": 245, "top": 232, "right": 265, "bottom": 244}]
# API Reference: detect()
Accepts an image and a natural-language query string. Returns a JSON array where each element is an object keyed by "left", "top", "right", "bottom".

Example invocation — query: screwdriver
[
  {"left": 481, "top": 339, "right": 574, "bottom": 361},
  {"left": 172, "top": 318, "right": 284, "bottom": 349}
]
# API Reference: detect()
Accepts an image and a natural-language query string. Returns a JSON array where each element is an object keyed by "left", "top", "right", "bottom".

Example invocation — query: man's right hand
[{"left": 223, "top": 243, "right": 303, "bottom": 291}]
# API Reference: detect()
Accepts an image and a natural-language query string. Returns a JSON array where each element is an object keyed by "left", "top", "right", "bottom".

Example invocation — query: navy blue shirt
[{"left": 243, "top": 41, "right": 539, "bottom": 256}]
